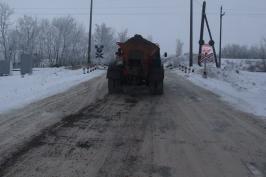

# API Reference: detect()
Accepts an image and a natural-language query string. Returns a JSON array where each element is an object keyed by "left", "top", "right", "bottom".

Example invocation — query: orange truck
[{"left": 107, "top": 34, "right": 166, "bottom": 94}]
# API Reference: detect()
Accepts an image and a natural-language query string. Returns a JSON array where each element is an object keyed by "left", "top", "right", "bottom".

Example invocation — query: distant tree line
[
  {"left": 222, "top": 39, "right": 266, "bottom": 59},
  {"left": 172, "top": 38, "right": 266, "bottom": 71},
  {"left": 0, "top": 2, "right": 131, "bottom": 67}
]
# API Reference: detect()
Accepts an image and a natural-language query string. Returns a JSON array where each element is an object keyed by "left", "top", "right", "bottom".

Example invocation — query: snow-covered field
[
  {"left": 174, "top": 63, "right": 266, "bottom": 118},
  {"left": 222, "top": 58, "right": 265, "bottom": 72},
  {"left": 0, "top": 68, "right": 105, "bottom": 113}
]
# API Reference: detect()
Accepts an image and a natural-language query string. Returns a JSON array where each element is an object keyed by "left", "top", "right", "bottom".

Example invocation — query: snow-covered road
[
  {"left": 0, "top": 73, "right": 108, "bottom": 167},
  {"left": 174, "top": 67, "right": 266, "bottom": 118},
  {"left": 1, "top": 71, "right": 265, "bottom": 177}
]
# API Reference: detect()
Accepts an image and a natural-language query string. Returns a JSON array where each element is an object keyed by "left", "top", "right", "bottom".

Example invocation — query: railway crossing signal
[
  {"left": 200, "top": 44, "right": 214, "bottom": 78},
  {"left": 95, "top": 45, "right": 104, "bottom": 59},
  {"left": 200, "top": 44, "right": 214, "bottom": 63},
  {"left": 198, "top": 1, "right": 219, "bottom": 68}
]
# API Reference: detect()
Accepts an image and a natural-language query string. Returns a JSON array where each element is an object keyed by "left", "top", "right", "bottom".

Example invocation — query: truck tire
[
  {"left": 149, "top": 80, "right": 163, "bottom": 95},
  {"left": 108, "top": 79, "right": 121, "bottom": 94},
  {"left": 156, "top": 80, "right": 164, "bottom": 95},
  {"left": 108, "top": 79, "right": 115, "bottom": 94},
  {"left": 107, "top": 64, "right": 122, "bottom": 80}
]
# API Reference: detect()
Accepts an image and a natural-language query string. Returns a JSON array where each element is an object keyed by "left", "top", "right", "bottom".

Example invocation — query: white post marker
[{"left": 200, "top": 44, "right": 214, "bottom": 78}]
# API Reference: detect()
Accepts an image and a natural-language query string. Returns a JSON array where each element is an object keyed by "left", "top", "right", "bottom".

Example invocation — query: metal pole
[
  {"left": 203, "top": 56, "right": 207, "bottom": 78},
  {"left": 205, "top": 15, "right": 219, "bottom": 68},
  {"left": 198, "top": 1, "right": 206, "bottom": 66},
  {"left": 87, "top": 0, "right": 93, "bottom": 65},
  {"left": 219, "top": 6, "right": 225, "bottom": 68},
  {"left": 189, "top": 0, "right": 193, "bottom": 67}
]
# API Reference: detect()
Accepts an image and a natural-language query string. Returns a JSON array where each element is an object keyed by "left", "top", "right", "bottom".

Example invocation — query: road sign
[
  {"left": 200, "top": 44, "right": 214, "bottom": 63},
  {"left": 95, "top": 45, "right": 104, "bottom": 59}
]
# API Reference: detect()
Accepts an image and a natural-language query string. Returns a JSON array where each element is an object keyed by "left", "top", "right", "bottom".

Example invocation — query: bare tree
[
  {"left": 117, "top": 29, "right": 128, "bottom": 42},
  {"left": 36, "top": 19, "right": 49, "bottom": 59},
  {"left": 176, "top": 39, "right": 184, "bottom": 57},
  {"left": 0, "top": 2, "right": 13, "bottom": 60},
  {"left": 17, "top": 15, "right": 39, "bottom": 55},
  {"left": 7, "top": 29, "right": 19, "bottom": 64},
  {"left": 68, "top": 24, "right": 87, "bottom": 65},
  {"left": 0, "top": 2, "right": 122, "bottom": 67},
  {"left": 52, "top": 16, "right": 77, "bottom": 65},
  {"left": 94, "top": 23, "right": 116, "bottom": 64},
  {"left": 222, "top": 43, "right": 262, "bottom": 59}
]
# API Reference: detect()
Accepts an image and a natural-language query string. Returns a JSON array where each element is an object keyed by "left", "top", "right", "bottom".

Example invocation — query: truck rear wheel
[
  {"left": 150, "top": 80, "right": 163, "bottom": 95},
  {"left": 156, "top": 80, "right": 163, "bottom": 95},
  {"left": 108, "top": 79, "right": 121, "bottom": 94}
]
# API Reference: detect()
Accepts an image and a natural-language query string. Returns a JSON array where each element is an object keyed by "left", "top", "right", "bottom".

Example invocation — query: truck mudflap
[
  {"left": 149, "top": 66, "right": 164, "bottom": 81},
  {"left": 107, "top": 64, "right": 122, "bottom": 80}
]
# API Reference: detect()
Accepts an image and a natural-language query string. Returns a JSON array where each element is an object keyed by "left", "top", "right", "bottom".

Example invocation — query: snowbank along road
[{"left": 0, "top": 71, "right": 266, "bottom": 177}]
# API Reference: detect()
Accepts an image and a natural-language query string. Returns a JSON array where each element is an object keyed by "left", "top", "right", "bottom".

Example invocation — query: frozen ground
[
  {"left": 0, "top": 68, "right": 105, "bottom": 113},
  {"left": 1, "top": 71, "right": 266, "bottom": 177},
  {"left": 221, "top": 58, "right": 266, "bottom": 72},
  {"left": 174, "top": 63, "right": 266, "bottom": 118}
]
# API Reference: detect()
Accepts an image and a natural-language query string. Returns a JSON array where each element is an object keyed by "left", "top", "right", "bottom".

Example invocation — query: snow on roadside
[
  {"left": 222, "top": 58, "right": 265, "bottom": 72},
  {"left": 0, "top": 68, "right": 105, "bottom": 114},
  {"left": 174, "top": 66, "right": 266, "bottom": 118}
]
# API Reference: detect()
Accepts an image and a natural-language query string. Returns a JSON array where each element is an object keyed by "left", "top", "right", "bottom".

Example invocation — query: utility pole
[
  {"left": 87, "top": 0, "right": 93, "bottom": 65},
  {"left": 198, "top": 1, "right": 206, "bottom": 66},
  {"left": 219, "top": 6, "right": 225, "bottom": 68},
  {"left": 189, "top": 0, "right": 193, "bottom": 67}
]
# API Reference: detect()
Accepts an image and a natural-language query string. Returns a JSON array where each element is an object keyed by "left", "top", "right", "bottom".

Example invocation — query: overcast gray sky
[{"left": 4, "top": 0, "right": 266, "bottom": 54}]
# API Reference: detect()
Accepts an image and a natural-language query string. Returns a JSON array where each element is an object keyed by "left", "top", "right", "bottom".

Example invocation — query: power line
[
  {"left": 12, "top": 11, "right": 266, "bottom": 17},
  {"left": 12, "top": 6, "right": 266, "bottom": 16},
  {"left": 14, "top": 6, "right": 178, "bottom": 9},
  {"left": 11, "top": 7, "right": 266, "bottom": 17},
  {"left": 12, "top": 11, "right": 199, "bottom": 15},
  {"left": 224, "top": 8, "right": 266, "bottom": 11},
  {"left": 222, "top": 12, "right": 266, "bottom": 16},
  {"left": 12, "top": 12, "right": 191, "bottom": 16}
]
